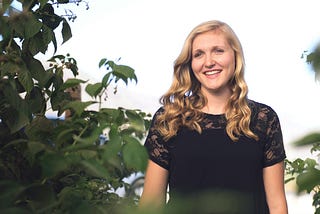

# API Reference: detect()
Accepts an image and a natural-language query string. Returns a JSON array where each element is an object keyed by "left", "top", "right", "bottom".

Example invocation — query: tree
[
  {"left": 0, "top": 1, "right": 150, "bottom": 213},
  {"left": 285, "top": 44, "right": 320, "bottom": 214}
]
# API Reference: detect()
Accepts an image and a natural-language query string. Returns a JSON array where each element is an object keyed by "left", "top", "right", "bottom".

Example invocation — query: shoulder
[
  {"left": 248, "top": 100, "right": 283, "bottom": 139},
  {"left": 151, "top": 106, "right": 165, "bottom": 120},
  {"left": 248, "top": 99, "right": 279, "bottom": 120}
]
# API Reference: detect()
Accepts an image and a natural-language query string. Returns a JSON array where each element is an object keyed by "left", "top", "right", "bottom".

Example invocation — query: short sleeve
[
  {"left": 257, "top": 106, "right": 286, "bottom": 167},
  {"left": 144, "top": 108, "right": 170, "bottom": 170}
]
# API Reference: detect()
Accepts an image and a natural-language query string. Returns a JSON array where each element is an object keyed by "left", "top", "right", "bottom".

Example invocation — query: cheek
[
  {"left": 191, "top": 60, "right": 201, "bottom": 73},
  {"left": 223, "top": 55, "right": 236, "bottom": 71}
]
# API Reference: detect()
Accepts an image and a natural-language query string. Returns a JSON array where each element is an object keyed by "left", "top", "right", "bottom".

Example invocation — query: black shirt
[{"left": 144, "top": 100, "right": 286, "bottom": 214}]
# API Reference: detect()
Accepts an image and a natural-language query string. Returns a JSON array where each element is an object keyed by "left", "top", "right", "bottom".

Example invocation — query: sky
[
  {"left": 54, "top": 0, "right": 320, "bottom": 150},
  {"left": 44, "top": 0, "right": 320, "bottom": 212}
]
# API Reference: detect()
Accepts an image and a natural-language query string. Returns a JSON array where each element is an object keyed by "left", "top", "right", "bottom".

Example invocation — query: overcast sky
[
  {"left": 45, "top": 1, "right": 320, "bottom": 212},
  {"left": 54, "top": 0, "right": 320, "bottom": 145}
]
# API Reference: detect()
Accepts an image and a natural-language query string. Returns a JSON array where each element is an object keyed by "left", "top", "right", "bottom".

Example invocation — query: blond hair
[{"left": 155, "top": 20, "right": 258, "bottom": 142}]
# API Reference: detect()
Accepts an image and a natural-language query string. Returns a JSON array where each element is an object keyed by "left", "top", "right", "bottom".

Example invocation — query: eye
[
  {"left": 193, "top": 51, "right": 203, "bottom": 58},
  {"left": 213, "top": 48, "right": 224, "bottom": 54}
]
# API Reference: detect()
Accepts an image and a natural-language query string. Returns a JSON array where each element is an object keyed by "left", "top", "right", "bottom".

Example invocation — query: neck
[{"left": 201, "top": 88, "right": 231, "bottom": 115}]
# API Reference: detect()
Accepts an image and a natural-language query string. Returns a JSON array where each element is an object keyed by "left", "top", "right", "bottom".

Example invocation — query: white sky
[
  {"left": 56, "top": 0, "right": 320, "bottom": 144},
  {"left": 48, "top": 0, "right": 320, "bottom": 212}
]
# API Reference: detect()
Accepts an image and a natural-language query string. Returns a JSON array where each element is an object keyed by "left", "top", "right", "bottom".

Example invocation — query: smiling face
[{"left": 191, "top": 30, "right": 236, "bottom": 96}]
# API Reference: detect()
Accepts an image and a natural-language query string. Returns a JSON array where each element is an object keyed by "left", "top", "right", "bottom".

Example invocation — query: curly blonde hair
[{"left": 155, "top": 20, "right": 258, "bottom": 142}]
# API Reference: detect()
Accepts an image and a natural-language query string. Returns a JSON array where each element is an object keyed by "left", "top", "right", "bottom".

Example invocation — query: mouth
[{"left": 204, "top": 70, "right": 222, "bottom": 75}]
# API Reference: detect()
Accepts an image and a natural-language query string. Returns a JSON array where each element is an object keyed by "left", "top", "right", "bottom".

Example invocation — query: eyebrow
[{"left": 192, "top": 45, "right": 227, "bottom": 52}]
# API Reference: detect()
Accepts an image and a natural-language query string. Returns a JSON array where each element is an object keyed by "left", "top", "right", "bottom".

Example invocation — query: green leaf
[
  {"left": 85, "top": 83, "right": 103, "bottom": 98},
  {"left": 108, "top": 61, "right": 137, "bottom": 84},
  {"left": 61, "top": 141, "right": 95, "bottom": 153},
  {"left": 39, "top": 0, "right": 50, "bottom": 8},
  {"left": 108, "top": 124, "right": 122, "bottom": 143},
  {"left": 101, "top": 72, "right": 112, "bottom": 87},
  {"left": 296, "top": 168, "right": 320, "bottom": 193},
  {"left": 62, "top": 101, "right": 95, "bottom": 117},
  {"left": 57, "top": 0, "right": 70, "bottom": 4},
  {"left": 293, "top": 132, "right": 320, "bottom": 146},
  {"left": 72, "top": 125, "right": 105, "bottom": 146},
  {"left": 40, "top": 153, "right": 70, "bottom": 178},
  {"left": 80, "top": 159, "right": 110, "bottom": 179},
  {"left": 125, "top": 109, "right": 145, "bottom": 132},
  {"left": 122, "top": 136, "right": 148, "bottom": 172},
  {"left": 17, "top": 64, "right": 34, "bottom": 93},
  {"left": 50, "top": 90, "right": 70, "bottom": 113},
  {"left": 22, "top": 183, "right": 56, "bottom": 211},
  {"left": 25, "top": 116, "right": 53, "bottom": 141},
  {"left": 27, "top": 141, "right": 47, "bottom": 161},
  {"left": 26, "top": 58, "right": 52, "bottom": 88},
  {"left": 1, "top": 82, "right": 31, "bottom": 133},
  {"left": 61, "top": 78, "right": 87, "bottom": 90},
  {"left": 39, "top": 4, "right": 63, "bottom": 30},
  {"left": 55, "top": 128, "right": 74, "bottom": 147},
  {"left": 27, "top": 32, "right": 47, "bottom": 55},
  {"left": 304, "top": 158, "right": 318, "bottom": 169},
  {"left": 3, "top": 107, "right": 30, "bottom": 134},
  {"left": 51, "top": 31, "right": 58, "bottom": 54},
  {"left": 10, "top": 12, "right": 43, "bottom": 39},
  {"left": 102, "top": 140, "right": 122, "bottom": 164},
  {"left": 25, "top": 86, "right": 46, "bottom": 114},
  {"left": 99, "top": 58, "right": 107, "bottom": 68},
  {"left": 61, "top": 19, "right": 72, "bottom": 44},
  {"left": 41, "top": 24, "right": 54, "bottom": 47},
  {"left": 48, "top": 54, "right": 65, "bottom": 62}
]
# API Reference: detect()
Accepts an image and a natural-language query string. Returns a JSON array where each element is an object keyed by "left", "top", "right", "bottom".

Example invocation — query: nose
[{"left": 204, "top": 54, "right": 215, "bottom": 68}]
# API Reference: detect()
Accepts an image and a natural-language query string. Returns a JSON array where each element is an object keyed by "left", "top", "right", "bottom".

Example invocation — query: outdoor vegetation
[
  {"left": 0, "top": 0, "right": 151, "bottom": 213},
  {"left": 285, "top": 46, "right": 320, "bottom": 214},
  {"left": 1, "top": 0, "right": 320, "bottom": 214}
]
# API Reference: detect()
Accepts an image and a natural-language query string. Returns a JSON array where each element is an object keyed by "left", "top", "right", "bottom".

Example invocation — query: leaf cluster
[
  {"left": 285, "top": 132, "right": 320, "bottom": 214},
  {"left": 0, "top": 1, "right": 151, "bottom": 213}
]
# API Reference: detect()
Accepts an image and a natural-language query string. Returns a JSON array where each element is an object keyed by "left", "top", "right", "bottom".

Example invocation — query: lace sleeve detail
[
  {"left": 254, "top": 104, "right": 286, "bottom": 167},
  {"left": 144, "top": 108, "right": 170, "bottom": 170}
]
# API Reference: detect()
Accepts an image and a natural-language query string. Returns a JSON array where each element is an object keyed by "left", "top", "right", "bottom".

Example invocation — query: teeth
[{"left": 205, "top": 70, "right": 220, "bottom": 75}]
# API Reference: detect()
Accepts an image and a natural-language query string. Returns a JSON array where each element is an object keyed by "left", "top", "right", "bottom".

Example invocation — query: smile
[{"left": 204, "top": 70, "right": 221, "bottom": 75}]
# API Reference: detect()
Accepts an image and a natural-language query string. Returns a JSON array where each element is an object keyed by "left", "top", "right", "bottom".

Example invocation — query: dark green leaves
[
  {"left": 10, "top": 12, "right": 43, "bottom": 39},
  {"left": 86, "top": 59, "right": 137, "bottom": 99},
  {"left": 0, "top": 80, "right": 31, "bottom": 133},
  {"left": 62, "top": 101, "right": 96, "bottom": 117},
  {"left": 107, "top": 60, "right": 137, "bottom": 84},
  {"left": 62, "top": 19, "right": 72, "bottom": 44},
  {"left": 99, "top": 58, "right": 137, "bottom": 85},
  {"left": 62, "top": 78, "right": 87, "bottom": 90},
  {"left": 1, "top": 1, "right": 152, "bottom": 213},
  {"left": 296, "top": 168, "right": 320, "bottom": 193},
  {"left": 293, "top": 132, "right": 320, "bottom": 147},
  {"left": 85, "top": 82, "right": 103, "bottom": 98},
  {"left": 122, "top": 136, "right": 148, "bottom": 172}
]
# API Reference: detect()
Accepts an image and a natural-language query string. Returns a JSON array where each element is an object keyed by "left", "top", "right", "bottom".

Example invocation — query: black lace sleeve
[
  {"left": 144, "top": 108, "right": 170, "bottom": 170},
  {"left": 253, "top": 102, "right": 286, "bottom": 167}
]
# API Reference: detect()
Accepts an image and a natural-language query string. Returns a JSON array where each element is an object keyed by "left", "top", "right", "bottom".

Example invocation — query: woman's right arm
[{"left": 139, "top": 160, "right": 169, "bottom": 210}]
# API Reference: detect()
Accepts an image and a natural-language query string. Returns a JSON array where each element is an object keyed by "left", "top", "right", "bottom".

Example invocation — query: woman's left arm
[{"left": 263, "top": 161, "right": 288, "bottom": 214}]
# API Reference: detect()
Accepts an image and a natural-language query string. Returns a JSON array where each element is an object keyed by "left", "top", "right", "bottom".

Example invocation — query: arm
[
  {"left": 263, "top": 161, "right": 288, "bottom": 214},
  {"left": 139, "top": 160, "right": 169, "bottom": 210}
]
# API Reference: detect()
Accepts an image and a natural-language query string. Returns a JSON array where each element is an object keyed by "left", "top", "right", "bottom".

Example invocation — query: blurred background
[{"left": 32, "top": 0, "right": 320, "bottom": 212}]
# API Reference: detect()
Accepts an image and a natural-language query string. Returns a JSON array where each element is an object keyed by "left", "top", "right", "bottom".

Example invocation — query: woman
[{"left": 139, "top": 20, "right": 288, "bottom": 214}]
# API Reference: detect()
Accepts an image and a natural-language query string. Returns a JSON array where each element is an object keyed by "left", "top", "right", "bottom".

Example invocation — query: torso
[{"left": 144, "top": 100, "right": 286, "bottom": 214}]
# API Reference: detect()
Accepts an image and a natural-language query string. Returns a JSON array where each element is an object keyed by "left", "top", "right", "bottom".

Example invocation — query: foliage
[
  {"left": 0, "top": 1, "right": 150, "bottom": 213},
  {"left": 285, "top": 134, "right": 320, "bottom": 213},
  {"left": 286, "top": 44, "right": 320, "bottom": 214},
  {"left": 302, "top": 42, "right": 320, "bottom": 82}
]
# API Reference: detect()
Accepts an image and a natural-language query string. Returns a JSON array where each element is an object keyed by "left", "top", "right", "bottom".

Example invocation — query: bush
[{"left": 0, "top": 1, "right": 150, "bottom": 213}]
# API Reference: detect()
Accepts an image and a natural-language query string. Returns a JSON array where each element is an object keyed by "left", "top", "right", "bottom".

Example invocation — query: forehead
[{"left": 192, "top": 30, "right": 229, "bottom": 49}]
